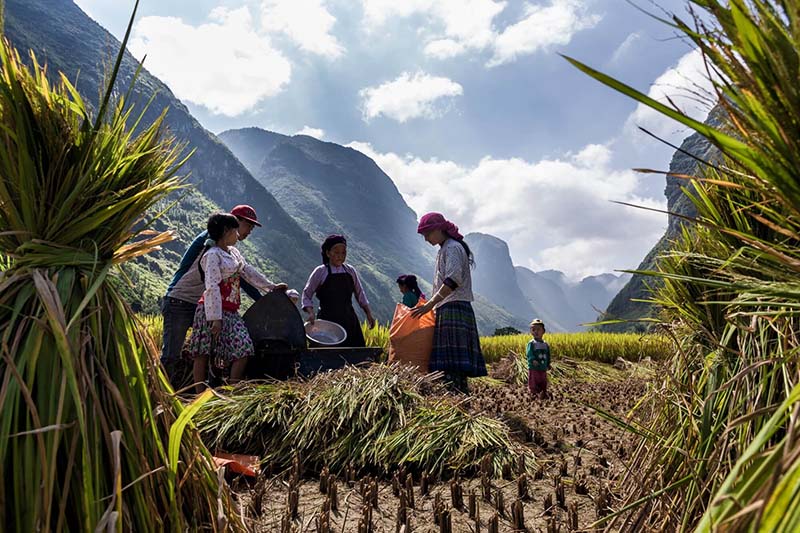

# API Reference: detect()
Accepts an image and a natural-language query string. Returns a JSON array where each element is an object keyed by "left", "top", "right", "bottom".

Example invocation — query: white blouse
[
  {"left": 433, "top": 238, "right": 474, "bottom": 308},
  {"left": 201, "top": 246, "right": 276, "bottom": 321}
]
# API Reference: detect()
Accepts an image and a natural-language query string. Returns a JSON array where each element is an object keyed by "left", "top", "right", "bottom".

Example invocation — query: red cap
[{"left": 231, "top": 205, "right": 262, "bottom": 227}]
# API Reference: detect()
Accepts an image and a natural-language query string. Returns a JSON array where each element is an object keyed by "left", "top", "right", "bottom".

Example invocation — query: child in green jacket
[{"left": 526, "top": 319, "right": 551, "bottom": 399}]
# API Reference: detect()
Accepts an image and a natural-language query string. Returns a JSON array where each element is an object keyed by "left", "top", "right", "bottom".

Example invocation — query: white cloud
[
  {"left": 129, "top": 7, "right": 291, "bottom": 117},
  {"left": 295, "top": 125, "right": 326, "bottom": 138},
  {"left": 359, "top": 71, "right": 464, "bottom": 122},
  {"left": 488, "top": 0, "right": 601, "bottom": 67},
  {"left": 259, "top": 0, "right": 344, "bottom": 58},
  {"left": 424, "top": 39, "right": 467, "bottom": 59},
  {"left": 625, "top": 48, "right": 717, "bottom": 149},
  {"left": 348, "top": 141, "right": 666, "bottom": 278},
  {"left": 361, "top": 0, "right": 598, "bottom": 65},
  {"left": 362, "top": 0, "right": 504, "bottom": 54},
  {"left": 610, "top": 32, "right": 641, "bottom": 65}
]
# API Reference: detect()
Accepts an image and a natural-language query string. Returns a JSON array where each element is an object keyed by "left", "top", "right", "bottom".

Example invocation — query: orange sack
[{"left": 388, "top": 299, "right": 435, "bottom": 370}]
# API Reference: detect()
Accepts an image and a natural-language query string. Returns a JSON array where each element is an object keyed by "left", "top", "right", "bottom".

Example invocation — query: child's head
[
  {"left": 207, "top": 212, "right": 240, "bottom": 246},
  {"left": 396, "top": 274, "right": 422, "bottom": 297},
  {"left": 530, "top": 318, "right": 546, "bottom": 338}
]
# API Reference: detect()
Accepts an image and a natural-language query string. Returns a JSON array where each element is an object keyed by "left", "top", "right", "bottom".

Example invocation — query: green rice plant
[
  {"left": 140, "top": 313, "right": 164, "bottom": 351},
  {"left": 362, "top": 320, "right": 390, "bottom": 353},
  {"left": 565, "top": 1, "right": 800, "bottom": 530},
  {"left": 480, "top": 332, "right": 672, "bottom": 364},
  {"left": 0, "top": 11, "right": 240, "bottom": 531},
  {"left": 195, "top": 363, "right": 533, "bottom": 477}
]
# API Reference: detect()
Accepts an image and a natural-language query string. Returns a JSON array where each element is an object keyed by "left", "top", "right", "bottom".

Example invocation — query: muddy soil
[{"left": 234, "top": 363, "right": 649, "bottom": 532}]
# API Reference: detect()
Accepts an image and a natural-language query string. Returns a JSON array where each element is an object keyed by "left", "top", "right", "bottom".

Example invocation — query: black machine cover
[{"left": 243, "top": 291, "right": 307, "bottom": 351}]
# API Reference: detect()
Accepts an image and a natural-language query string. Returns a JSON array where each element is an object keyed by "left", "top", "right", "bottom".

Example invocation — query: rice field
[
  {"left": 140, "top": 313, "right": 672, "bottom": 365},
  {"left": 480, "top": 332, "right": 672, "bottom": 364}
]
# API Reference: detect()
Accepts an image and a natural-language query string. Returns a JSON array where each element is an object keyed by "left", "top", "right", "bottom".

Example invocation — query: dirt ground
[{"left": 232, "top": 362, "right": 649, "bottom": 532}]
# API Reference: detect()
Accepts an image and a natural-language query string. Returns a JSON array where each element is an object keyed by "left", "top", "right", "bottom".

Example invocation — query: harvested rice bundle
[{"left": 0, "top": 12, "right": 240, "bottom": 531}]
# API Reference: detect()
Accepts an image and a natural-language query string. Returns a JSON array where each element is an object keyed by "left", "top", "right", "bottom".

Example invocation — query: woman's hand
[
  {"left": 303, "top": 307, "right": 315, "bottom": 324},
  {"left": 410, "top": 301, "right": 434, "bottom": 319},
  {"left": 210, "top": 320, "right": 222, "bottom": 339},
  {"left": 271, "top": 283, "right": 288, "bottom": 292}
]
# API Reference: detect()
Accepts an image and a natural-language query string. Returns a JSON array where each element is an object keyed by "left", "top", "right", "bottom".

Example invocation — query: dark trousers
[{"left": 160, "top": 296, "right": 197, "bottom": 363}]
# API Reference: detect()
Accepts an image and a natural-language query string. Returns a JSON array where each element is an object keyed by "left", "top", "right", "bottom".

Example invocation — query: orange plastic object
[
  {"left": 388, "top": 299, "right": 435, "bottom": 370},
  {"left": 212, "top": 452, "right": 261, "bottom": 477}
]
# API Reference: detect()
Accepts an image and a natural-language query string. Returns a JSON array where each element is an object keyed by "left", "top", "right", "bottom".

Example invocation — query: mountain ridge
[{"left": 5, "top": 0, "right": 322, "bottom": 313}]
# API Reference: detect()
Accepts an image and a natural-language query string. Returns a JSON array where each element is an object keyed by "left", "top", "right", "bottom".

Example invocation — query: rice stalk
[
  {"left": 566, "top": 1, "right": 800, "bottom": 530},
  {"left": 0, "top": 13, "right": 241, "bottom": 531}
]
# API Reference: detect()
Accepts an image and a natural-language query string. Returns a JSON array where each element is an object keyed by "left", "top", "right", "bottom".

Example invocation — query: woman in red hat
[
  {"left": 301, "top": 235, "right": 376, "bottom": 347},
  {"left": 411, "top": 213, "right": 486, "bottom": 393}
]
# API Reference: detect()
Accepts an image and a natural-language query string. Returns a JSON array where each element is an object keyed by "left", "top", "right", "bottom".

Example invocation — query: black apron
[{"left": 316, "top": 264, "right": 366, "bottom": 348}]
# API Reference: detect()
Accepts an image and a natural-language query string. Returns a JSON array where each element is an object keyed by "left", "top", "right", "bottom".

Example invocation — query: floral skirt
[{"left": 185, "top": 306, "right": 254, "bottom": 363}]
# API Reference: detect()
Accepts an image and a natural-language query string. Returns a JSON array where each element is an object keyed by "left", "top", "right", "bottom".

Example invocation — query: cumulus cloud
[
  {"left": 488, "top": 0, "right": 601, "bottom": 66},
  {"left": 129, "top": 7, "right": 291, "bottom": 116},
  {"left": 424, "top": 39, "right": 467, "bottom": 59},
  {"left": 361, "top": 0, "right": 598, "bottom": 65},
  {"left": 295, "top": 125, "right": 326, "bottom": 138},
  {"left": 360, "top": 0, "right": 438, "bottom": 27},
  {"left": 359, "top": 71, "right": 464, "bottom": 122},
  {"left": 348, "top": 141, "right": 666, "bottom": 278},
  {"left": 259, "top": 0, "right": 344, "bottom": 58},
  {"left": 362, "top": 0, "right": 503, "bottom": 53},
  {"left": 624, "top": 48, "right": 717, "bottom": 149},
  {"left": 360, "top": 0, "right": 502, "bottom": 58}
]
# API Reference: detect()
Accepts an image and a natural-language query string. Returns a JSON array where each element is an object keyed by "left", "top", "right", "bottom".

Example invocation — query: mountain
[
  {"left": 450, "top": 233, "right": 629, "bottom": 333},
  {"left": 4, "top": 0, "right": 323, "bottom": 313},
  {"left": 514, "top": 267, "right": 573, "bottom": 331},
  {"left": 600, "top": 107, "right": 723, "bottom": 332},
  {"left": 515, "top": 267, "right": 628, "bottom": 332},
  {"left": 6, "top": 1, "right": 622, "bottom": 335},
  {"left": 465, "top": 233, "right": 535, "bottom": 329},
  {"left": 219, "top": 128, "right": 526, "bottom": 332},
  {"left": 219, "top": 128, "right": 435, "bottom": 321}
]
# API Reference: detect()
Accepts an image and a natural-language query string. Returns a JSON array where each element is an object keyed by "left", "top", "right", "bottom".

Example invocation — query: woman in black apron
[{"left": 301, "top": 235, "right": 376, "bottom": 347}]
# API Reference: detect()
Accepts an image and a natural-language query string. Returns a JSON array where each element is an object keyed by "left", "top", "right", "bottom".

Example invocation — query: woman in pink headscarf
[{"left": 411, "top": 213, "right": 486, "bottom": 392}]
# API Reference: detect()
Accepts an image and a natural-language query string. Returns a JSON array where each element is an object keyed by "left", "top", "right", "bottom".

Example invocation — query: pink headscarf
[{"left": 416, "top": 212, "right": 463, "bottom": 240}]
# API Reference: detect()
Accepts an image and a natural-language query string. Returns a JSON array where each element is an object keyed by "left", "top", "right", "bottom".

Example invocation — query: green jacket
[
  {"left": 526, "top": 338, "right": 551, "bottom": 371},
  {"left": 402, "top": 291, "right": 420, "bottom": 308}
]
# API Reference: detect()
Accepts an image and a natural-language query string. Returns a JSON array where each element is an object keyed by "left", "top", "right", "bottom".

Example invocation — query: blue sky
[{"left": 74, "top": 0, "right": 713, "bottom": 279}]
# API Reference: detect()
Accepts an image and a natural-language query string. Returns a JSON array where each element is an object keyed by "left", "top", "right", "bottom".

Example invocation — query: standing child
[
  {"left": 527, "top": 319, "right": 551, "bottom": 399},
  {"left": 397, "top": 274, "right": 425, "bottom": 308},
  {"left": 186, "top": 213, "right": 288, "bottom": 393}
]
